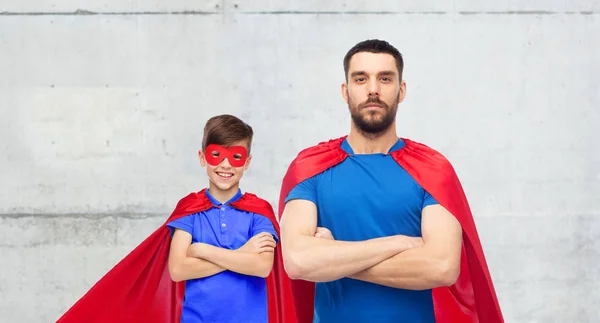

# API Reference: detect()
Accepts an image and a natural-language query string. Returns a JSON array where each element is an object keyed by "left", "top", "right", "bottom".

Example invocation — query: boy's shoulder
[
  {"left": 232, "top": 191, "right": 278, "bottom": 224},
  {"left": 173, "top": 189, "right": 211, "bottom": 208},
  {"left": 235, "top": 192, "right": 274, "bottom": 211}
]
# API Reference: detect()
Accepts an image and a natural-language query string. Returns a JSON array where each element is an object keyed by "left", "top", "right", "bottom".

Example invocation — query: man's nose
[{"left": 367, "top": 80, "right": 380, "bottom": 97}]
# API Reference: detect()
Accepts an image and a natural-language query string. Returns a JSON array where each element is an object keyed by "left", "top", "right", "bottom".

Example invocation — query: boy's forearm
[
  {"left": 171, "top": 257, "right": 226, "bottom": 282},
  {"left": 283, "top": 235, "right": 407, "bottom": 282},
  {"left": 195, "top": 244, "right": 273, "bottom": 278}
]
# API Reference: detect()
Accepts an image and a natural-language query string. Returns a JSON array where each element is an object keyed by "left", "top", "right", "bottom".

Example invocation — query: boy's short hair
[{"left": 202, "top": 114, "right": 254, "bottom": 153}]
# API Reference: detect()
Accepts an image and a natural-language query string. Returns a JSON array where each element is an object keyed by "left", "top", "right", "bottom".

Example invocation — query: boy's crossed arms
[{"left": 168, "top": 231, "right": 277, "bottom": 281}]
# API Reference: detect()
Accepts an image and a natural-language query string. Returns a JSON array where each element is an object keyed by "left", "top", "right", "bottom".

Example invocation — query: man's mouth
[{"left": 363, "top": 104, "right": 385, "bottom": 112}]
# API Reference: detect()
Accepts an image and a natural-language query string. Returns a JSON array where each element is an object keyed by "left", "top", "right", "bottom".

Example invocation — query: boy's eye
[
  {"left": 211, "top": 151, "right": 220, "bottom": 157},
  {"left": 233, "top": 154, "right": 242, "bottom": 160}
]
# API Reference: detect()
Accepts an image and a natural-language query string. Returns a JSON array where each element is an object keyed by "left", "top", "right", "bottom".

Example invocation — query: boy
[
  {"left": 56, "top": 115, "right": 296, "bottom": 323},
  {"left": 167, "top": 114, "right": 279, "bottom": 322}
]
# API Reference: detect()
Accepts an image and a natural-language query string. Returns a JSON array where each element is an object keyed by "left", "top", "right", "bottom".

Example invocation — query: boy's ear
[
  {"left": 198, "top": 150, "right": 206, "bottom": 167},
  {"left": 244, "top": 154, "right": 252, "bottom": 170}
]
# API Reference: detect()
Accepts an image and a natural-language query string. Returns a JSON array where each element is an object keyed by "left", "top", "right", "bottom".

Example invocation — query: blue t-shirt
[
  {"left": 285, "top": 138, "right": 439, "bottom": 323},
  {"left": 167, "top": 189, "right": 278, "bottom": 323}
]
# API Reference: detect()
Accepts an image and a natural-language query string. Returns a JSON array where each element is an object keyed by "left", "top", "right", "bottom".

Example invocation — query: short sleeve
[
  {"left": 166, "top": 214, "right": 194, "bottom": 236},
  {"left": 284, "top": 176, "right": 318, "bottom": 205},
  {"left": 423, "top": 190, "right": 439, "bottom": 208},
  {"left": 252, "top": 214, "right": 279, "bottom": 243}
]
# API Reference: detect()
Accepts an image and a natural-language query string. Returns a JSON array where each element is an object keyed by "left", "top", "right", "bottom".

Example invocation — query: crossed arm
[
  {"left": 168, "top": 230, "right": 276, "bottom": 282},
  {"left": 279, "top": 199, "right": 463, "bottom": 290}
]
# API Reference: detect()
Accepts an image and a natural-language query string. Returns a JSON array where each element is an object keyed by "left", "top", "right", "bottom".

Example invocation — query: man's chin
[
  {"left": 353, "top": 118, "right": 394, "bottom": 135},
  {"left": 358, "top": 118, "right": 387, "bottom": 129}
]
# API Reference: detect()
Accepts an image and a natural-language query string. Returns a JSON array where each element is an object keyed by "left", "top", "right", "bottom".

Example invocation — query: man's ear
[
  {"left": 398, "top": 79, "right": 407, "bottom": 103},
  {"left": 198, "top": 150, "right": 206, "bottom": 167},
  {"left": 341, "top": 82, "right": 349, "bottom": 104}
]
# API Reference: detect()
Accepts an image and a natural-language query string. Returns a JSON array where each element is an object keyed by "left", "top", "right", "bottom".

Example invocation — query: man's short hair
[{"left": 343, "top": 39, "right": 404, "bottom": 80}]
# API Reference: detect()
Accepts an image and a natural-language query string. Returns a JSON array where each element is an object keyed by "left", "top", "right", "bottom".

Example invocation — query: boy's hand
[
  {"left": 239, "top": 232, "right": 276, "bottom": 254},
  {"left": 314, "top": 227, "right": 334, "bottom": 240}
]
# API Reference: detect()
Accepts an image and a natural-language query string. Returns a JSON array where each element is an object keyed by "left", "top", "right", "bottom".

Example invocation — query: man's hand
[
  {"left": 314, "top": 227, "right": 334, "bottom": 240},
  {"left": 238, "top": 232, "right": 277, "bottom": 254},
  {"left": 403, "top": 236, "right": 424, "bottom": 249},
  {"left": 281, "top": 199, "right": 419, "bottom": 282},
  {"left": 348, "top": 205, "right": 463, "bottom": 290},
  {"left": 314, "top": 227, "right": 424, "bottom": 251}
]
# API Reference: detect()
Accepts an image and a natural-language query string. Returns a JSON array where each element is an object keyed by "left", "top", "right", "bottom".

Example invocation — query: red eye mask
[{"left": 204, "top": 144, "right": 248, "bottom": 167}]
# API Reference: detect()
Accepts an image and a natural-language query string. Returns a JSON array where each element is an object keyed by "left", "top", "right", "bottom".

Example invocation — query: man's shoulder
[
  {"left": 398, "top": 138, "right": 460, "bottom": 184},
  {"left": 400, "top": 138, "right": 454, "bottom": 166}
]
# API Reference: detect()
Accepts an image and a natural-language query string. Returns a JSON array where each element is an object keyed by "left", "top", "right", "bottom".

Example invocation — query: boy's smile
[{"left": 216, "top": 171, "right": 234, "bottom": 179}]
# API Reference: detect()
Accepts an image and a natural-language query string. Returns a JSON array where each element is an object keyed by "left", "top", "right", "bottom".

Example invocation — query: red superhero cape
[
  {"left": 57, "top": 189, "right": 297, "bottom": 323},
  {"left": 278, "top": 136, "right": 504, "bottom": 323}
]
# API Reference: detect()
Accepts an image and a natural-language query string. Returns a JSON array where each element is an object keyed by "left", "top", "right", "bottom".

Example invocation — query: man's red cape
[
  {"left": 278, "top": 136, "right": 504, "bottom": 323},
  {"left": 57, "top": 189, "right": 297, "bottom": 323}
]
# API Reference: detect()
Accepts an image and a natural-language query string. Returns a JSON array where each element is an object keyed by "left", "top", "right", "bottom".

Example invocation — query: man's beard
[{"left": 349, "top": 94, "right": 399, "bottom": 138}]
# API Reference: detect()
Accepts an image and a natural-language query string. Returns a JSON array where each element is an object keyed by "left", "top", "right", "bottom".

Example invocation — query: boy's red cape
[
  {"left": 277, "top": 136, "right": 504, "bottom": 323},
  {"left": 57, "top": 190, "right": 297, "bottom": 323}
]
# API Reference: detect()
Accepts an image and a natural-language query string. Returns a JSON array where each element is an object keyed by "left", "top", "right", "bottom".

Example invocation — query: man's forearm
[
  {"left": 198, "top": 244, "right": 273, "bottom": 278},
  {"left": 284, "top": 235, "right": 410, "bottom": 282},
  {"left": 170, "top": 257, "right": 226, "bottom": 282},
  {"left": 349, "top": 246, "right": 459, "bottom": 290}
]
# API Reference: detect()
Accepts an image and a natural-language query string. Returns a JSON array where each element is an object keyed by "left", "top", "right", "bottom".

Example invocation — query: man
[{"left": 278, "top": 39, "right": 504, "bottom": 323}]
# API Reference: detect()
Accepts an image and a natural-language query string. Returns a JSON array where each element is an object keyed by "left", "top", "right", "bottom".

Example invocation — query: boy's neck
[{"left": 208, "top": 183, "right": 240, "bottom": 205}]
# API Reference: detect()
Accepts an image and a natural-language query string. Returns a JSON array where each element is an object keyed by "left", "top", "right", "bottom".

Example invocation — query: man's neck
[
  {"left": 347, "top": 123, "right": 399, "bottom": 154},
  {"left": 207, "top": 184, "right": 240, "bottom": 205}
]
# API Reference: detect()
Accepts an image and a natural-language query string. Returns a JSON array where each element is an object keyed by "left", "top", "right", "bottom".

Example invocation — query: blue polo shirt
[
  {"left": 167, "top": 189, "right": 278, "bottom": 323},
  {"left": 285, "top": 138, "right": 438, "bottom": 323}
]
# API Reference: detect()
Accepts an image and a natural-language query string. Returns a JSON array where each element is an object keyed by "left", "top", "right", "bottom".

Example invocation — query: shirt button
[{"left": 221, "top": 223, "right": 226, "bottom": 228}]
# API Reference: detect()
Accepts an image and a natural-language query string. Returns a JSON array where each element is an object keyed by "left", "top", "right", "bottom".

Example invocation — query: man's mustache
[{"left": 359, "top": 97, "right": 388, "bottom": 109}]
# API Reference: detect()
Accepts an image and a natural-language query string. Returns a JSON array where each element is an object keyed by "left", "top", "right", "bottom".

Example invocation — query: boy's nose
[{"left": 219, "top": 158, "right": 233, "bottom": 168}]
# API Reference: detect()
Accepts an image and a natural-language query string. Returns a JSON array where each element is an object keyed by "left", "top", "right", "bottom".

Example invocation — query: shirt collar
[
  {"left": 341, "top": 138, "right": 405, "bottom": 155},
  {"left": 206, "top": 188, "right": 243, "bottom": 206}
]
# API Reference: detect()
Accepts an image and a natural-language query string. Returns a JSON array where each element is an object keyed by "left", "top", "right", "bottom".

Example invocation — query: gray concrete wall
[{"left": 1, "top": 1, "right": 599, "bottom": 322}]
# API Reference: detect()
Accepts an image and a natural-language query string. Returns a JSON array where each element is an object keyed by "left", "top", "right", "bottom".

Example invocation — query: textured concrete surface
[{"left": 1, "top": 1, "right": 599, "bottom": 322}]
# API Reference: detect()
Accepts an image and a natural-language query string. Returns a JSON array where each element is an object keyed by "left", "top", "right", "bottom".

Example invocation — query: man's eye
[
  {"left": 233, "top": 154, "right": 242, "bottom": 160},
  {"left": 211, "top": 151, "right": 220, "bottom": 157}
]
